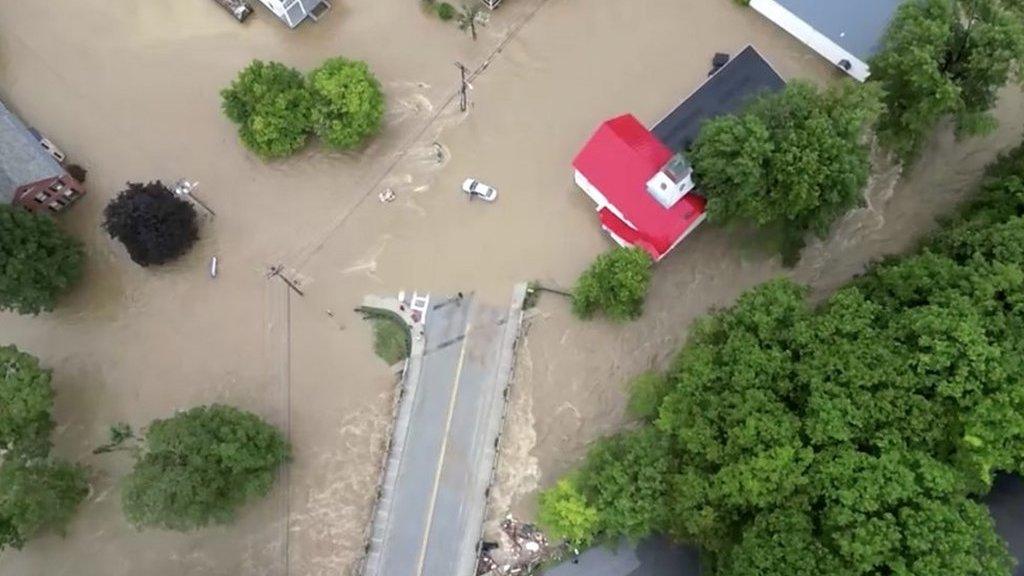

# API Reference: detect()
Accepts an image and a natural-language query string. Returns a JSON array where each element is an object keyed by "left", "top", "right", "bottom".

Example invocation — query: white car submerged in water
[{"left": 462, "top": 178, "right": 498, "bottom": 202}]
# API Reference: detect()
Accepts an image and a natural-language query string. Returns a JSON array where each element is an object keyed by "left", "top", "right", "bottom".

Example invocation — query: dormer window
[{"left": 646, "top": 153, "right": 695, "bottom": 208}]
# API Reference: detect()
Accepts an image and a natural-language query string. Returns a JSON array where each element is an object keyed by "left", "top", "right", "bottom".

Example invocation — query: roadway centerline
[{"left": 413, "top": 314, "right": 474, "bottom": 576}]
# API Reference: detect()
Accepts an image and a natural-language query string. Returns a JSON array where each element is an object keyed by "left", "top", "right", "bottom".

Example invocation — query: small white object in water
[
  {"left": 210, "top": 256, "right": 218, "bottom": 278},
  {"left": 378, "top": 188, "right": 396, "bottom": 203}
]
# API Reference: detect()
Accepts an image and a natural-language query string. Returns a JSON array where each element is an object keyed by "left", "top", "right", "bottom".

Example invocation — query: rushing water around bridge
[{"left": 1, "top": 1, "right": 1022, "bottom": 575}]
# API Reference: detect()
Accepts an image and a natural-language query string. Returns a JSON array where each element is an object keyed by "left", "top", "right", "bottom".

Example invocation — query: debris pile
[{"left": 477, "top": 516, "right": 552, "bottom": 575}]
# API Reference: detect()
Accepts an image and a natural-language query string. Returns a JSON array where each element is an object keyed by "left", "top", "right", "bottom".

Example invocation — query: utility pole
[
  {"left": 267, "top": 265, "right": 305, "bottom": 297},
  {"left": 455, "top": 62, "right": 470, "bottom": 112},
  {"left": 173, "top": 179, "right": 216, "bottom": 216}
]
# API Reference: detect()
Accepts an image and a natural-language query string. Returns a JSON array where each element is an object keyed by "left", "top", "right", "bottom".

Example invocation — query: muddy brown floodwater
[{"left": 0, "top": 0, "right": 1022, "bottom": 575}]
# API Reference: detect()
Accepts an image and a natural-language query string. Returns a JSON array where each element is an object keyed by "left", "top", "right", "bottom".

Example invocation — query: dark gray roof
[
  {"left": 542, "top": 537, "right": 700, "bottom": 576},
  {"left": 0, "top": 100, "right": 62, "bottom": 204},
  {"left": 987, "top": 475, "right": 1024, "bottom": 575},
  {"left": 774, "top": 0, "right": 903, "bottom": 61},
  {"left": 651, "top": 45, "right": 786, "bottom": 153}
]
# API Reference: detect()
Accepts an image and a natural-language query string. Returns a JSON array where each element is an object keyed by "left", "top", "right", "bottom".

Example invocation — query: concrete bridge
[{"left": 360, "top": 284, "right": 527, "bottom": 576}]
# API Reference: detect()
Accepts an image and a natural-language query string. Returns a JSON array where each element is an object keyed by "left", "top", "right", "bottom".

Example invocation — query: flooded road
[{"left": 0, "top": 0, "right": 1021, "bottom": 575}]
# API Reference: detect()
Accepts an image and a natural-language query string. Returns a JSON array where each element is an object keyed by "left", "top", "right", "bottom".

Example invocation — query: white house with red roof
[
  {"left": 573, "top": 115, "right": 706, "bottom": 261},
  {"left": 572, "top": 46, "right": 786, "bottom": 261}
]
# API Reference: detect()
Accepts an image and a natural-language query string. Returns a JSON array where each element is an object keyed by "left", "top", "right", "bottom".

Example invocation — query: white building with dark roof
[{"left": 749, "top": 0, "right": 904, "bottom": 81}]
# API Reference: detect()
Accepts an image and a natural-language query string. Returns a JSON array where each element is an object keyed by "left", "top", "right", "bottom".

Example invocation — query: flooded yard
[{"left": 0, "top": 0, "right": 1022, "bottom": 575}]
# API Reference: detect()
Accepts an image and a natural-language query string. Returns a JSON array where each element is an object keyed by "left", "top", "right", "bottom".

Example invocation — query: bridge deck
[{"left": 362, "top": 286, "right": 525, "bottom": 576}]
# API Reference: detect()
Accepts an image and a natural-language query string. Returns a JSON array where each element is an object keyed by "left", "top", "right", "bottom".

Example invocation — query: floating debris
[
  {"left": 477, "top": 516, "right": 552, "bottom": 575},
  {"left": 378, "top": 188, "right": 397, "bottom": 203}
]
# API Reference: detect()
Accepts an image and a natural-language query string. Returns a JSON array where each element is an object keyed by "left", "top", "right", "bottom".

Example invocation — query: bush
[
  {"left": 0, "top": 459, "right": 89, "bottom": 551},
  {"left": 307, "top": 57, "right": 385, "bottom": 150},
  {"left": 0, "top": 205, "right": 83, "bottom": 315},
  {"left": 0, "top": 346, "right": 54, "bottom": 459},
  {"left": 626, "top": 371, "right": 670, "bottom": 422},
  {"left": 103, "top": 181, "right": 199, "bottom": 267},
  {"left": 537, "top": 478, "right": 601, "bottom": 546},
  {"left": 64, "top": 164, "right": 87, "bottom": 183},
  {"left": 220, "top": 60, "right": 313, "bottom": 159},
  {"left": 437, "top": 2, "right": 455, "bottom": 20},
  {"left": 572, "top": 247, "right": 652, "bottom": 321},
  {"left": 121, "top": 404, "right": 290, "bottom": 530}
]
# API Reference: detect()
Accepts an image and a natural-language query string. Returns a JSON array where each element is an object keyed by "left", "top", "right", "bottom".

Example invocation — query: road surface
[{"left": 363, "top": 289, "right": 524, "bottom": 576}]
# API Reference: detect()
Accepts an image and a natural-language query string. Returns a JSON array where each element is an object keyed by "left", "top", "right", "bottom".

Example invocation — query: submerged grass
[
  {"left": 357, "top": 307, "right": 411, "bottom": 366},
  {"left": 372, "top": 318, "right": 410, "bottom": 365}
]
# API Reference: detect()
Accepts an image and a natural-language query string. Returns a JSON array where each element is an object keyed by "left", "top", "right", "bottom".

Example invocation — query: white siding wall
[
  {"left": 572, "top": 170, "right": 636, "bottom": 230},
  {"left": 749, "top": 0, "right": 870, "bottom": 81}
]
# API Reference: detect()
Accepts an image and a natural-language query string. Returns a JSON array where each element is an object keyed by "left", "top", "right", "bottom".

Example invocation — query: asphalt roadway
[{"left": 366, "top": 293, "right": 515, "bottom": 576}]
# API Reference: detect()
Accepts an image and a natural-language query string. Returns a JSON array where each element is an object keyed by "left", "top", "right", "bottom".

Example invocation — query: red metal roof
[{"left": 573, "top": 114, "right": 707, "bottom": 260}]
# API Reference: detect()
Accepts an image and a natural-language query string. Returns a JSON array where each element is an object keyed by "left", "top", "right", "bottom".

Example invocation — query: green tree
[
  {"left": 0, "top": 205, "right": 83, "bottom": 315},
  {"left": 456, "top": 3, "right": 485, "bottom": 40},
  {"left": 121, "top": 404, "right": 290, "bottom": 530},
  {"left": 715, "top": 505, "right": 840, "bottom": 576},
  {"left": 103, "top": 181, "right": 199, "bottom": 267},
  {"left": 537, "top": 478, "right": 601, "bottom": 546},
  {"left": 0, "top": 459, "right": 89, "bottom": 551},
  {"left": 690, "top": 81, "right": 881, "bottom": 264},
  {"left": 572, "top": 247, "right": 652, "bottom": 321},
  {"left": 307, "top": 57, "right": 385, "bottom": 150},
  {"left": 220, "top": 60, "right": 313, "bottom": 159},
  {"left": 576, "top": 428, "right": 677, "bottom": 539},
  {"left": 626, "top": 371, "right": 671, "bottom": 422},
  {"left": 436, "top": 2, "right": 455, "bottom": 20},
  {"left": 0, "top": 346, "right": 54, "bottom": 458},
  {"left": 871, "top": 0, "right": 1024, "bottom": 161}
]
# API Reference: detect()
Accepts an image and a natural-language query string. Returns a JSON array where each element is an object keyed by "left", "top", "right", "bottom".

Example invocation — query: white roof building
[
  {"left": 256, "top": 0, "right": 330, "bottom": 28},
  {"left": 749, "top": 0, "right": 904, "bottom": 81}
]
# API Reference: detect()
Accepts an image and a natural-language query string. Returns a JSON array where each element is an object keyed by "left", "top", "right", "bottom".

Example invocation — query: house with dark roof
[
  {"left": 652, "top": 45, "right": 787, "bottom": 152},
  {"left": 256, "top": 0, "right": 331, "bottom": 27},
  {"left": 572, "top": 46, "right": 784, "bottom": 262},
  {"left": 749, "top": 0, "right": 904, "bottom": 81},
  {"left": 542, "top": 537, "right": 699, "bottom": 576},
  {"left": 0, "top": 100, "right": 85, "bottom": 214}
]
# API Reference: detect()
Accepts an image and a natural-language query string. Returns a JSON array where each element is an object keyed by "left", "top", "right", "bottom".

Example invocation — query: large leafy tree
[
  {"left": 121, "top": 404, "right": 290, "bottom": 530},
  {"left": 539, "top": 140, "right": 1024, "bottom": 575},
  {"left": 0, "top": 205, "right": 83, "bottom": 315},
  {"left": 221, "top": 60, "right": 313, "bottom": 159},
  {"left": 0, "top": 459, "right": 89, "bottom": 551},
  {"left": 307, "top": 57, "right": 385, "bottom": 151},
  {"left": 103, "top": 181, "right": 199, "bottom": 267},
  {"left": 572, "top": 247, "right": 652, "bottom": 321},
  {"left": 0, "top": 346, "right": 54, "bottom": 459},
  {"left": 871, "top": 0, "right": 1024, "bottom": 161},
  {"left": 690, "top": 81, "right": 881, "bottom": 263}
]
